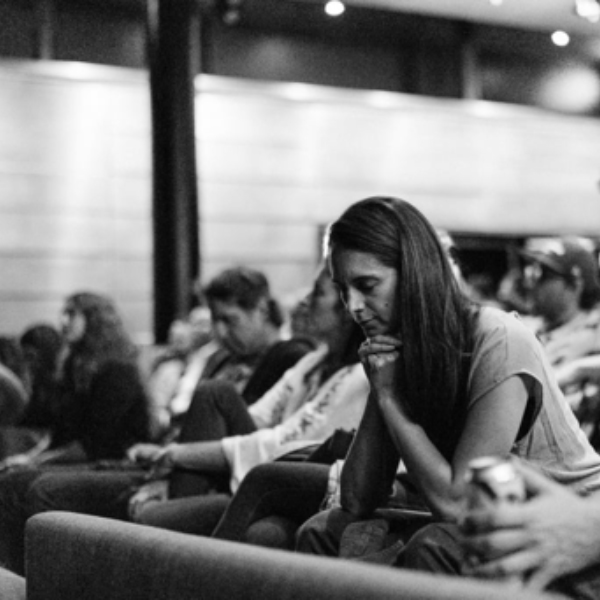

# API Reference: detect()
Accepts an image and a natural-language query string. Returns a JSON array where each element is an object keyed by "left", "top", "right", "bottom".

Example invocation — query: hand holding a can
[{"left": 461, "top": 461, "right": 600, "bottom": 591}]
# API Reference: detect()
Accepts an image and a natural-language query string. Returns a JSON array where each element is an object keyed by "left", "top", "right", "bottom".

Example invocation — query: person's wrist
[
  {"left": 377, "top": 392, "right": 410, "bottom": 419},
  {"left": 162, "top": 443, "right": 178, "bottom": 468}
]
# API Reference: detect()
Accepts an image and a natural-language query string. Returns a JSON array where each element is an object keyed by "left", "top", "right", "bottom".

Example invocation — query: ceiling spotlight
[
  {"left": 551, "top": 30, "right": 571, "bottom": 46},
  {"left": 325, "top": 1, "right": 345, "bottom": 17},
  {"left": 575, "top": 0, "right": 600, "bottom": 22},
  {"left": 217, "top": 0, "right": 243, "bottom": 26},
  {"left": 489, "top": 0, "right": 503, "bottom": 6}
]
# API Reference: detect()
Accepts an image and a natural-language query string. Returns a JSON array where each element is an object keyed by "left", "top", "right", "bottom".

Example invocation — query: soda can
[{"left": 464, "top": 456, "right": 526, "bottom": 511}]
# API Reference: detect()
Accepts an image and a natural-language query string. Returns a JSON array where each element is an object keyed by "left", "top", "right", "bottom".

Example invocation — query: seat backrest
[{"left": 26, "top": 512, "right": 558, "bottom": 600}]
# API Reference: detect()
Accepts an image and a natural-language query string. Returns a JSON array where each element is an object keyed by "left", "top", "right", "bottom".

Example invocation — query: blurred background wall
[{"left": 0, "top": 0, "right": 598, "bottom": 342}]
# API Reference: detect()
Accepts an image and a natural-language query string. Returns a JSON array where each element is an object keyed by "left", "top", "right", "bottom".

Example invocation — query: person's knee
[
  {"left": 25, "top": 474, "right": 62, "bottom": 514},
  {"left": 132, "top": 501, "right": 160, "bottom": 526},
  {"left": 401, "top": 523, "right": 464, "bottom": 574},
  {"left": 197, "top": 380, "right": 238, "bottom": 406},
  {"left": 246, "top": 515, "right": 297, "bottom": 549},
  {"left": 242, "top": 463, "right": 289, "bottom": 494},
  {"left": 295, "top": 507, "right": 350, "bottom": 555}
]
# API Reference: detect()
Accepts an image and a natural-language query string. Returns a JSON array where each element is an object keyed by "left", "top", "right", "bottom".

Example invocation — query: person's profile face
[
  {"left": 209, "top": 299, "right": 269, "bottom": 357},
  {"left": 60, "top": 304, "right": 86, "bottom": 344},
  {"left": 168, "top": 319, "right": 195, "bottom": 353},
  {"left": 297, "top": 267, "right": 345, "bottom": 342},
  {"left": 523, "top": 261, "right": 571, "bottom": 318},
  {"left": 329, "top": 248, "right": 398, "bottom": 339}
]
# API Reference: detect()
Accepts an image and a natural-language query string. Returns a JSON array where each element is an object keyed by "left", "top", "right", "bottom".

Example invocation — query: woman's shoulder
[
  {"left": 471, "top": 307, "right": 545, "bottom": 379},
  {"left": 475, "top": 306, "right": 537, "bottom": 341}
]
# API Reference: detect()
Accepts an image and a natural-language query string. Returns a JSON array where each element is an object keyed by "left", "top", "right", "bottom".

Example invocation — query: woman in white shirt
[{"left": 124, "top": 265, "right": 369, "bottom": 535}]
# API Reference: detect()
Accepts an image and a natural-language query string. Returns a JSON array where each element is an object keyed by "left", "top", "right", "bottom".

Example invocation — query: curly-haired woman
[{"left": 2, "top": 291, "right": 150, "bottom": 468}]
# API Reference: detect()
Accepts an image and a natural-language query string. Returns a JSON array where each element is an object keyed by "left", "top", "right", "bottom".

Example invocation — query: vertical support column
[
  {"left": 147, "top": 0, "right": 201, "bottom": 343},
  {"left": 459, "top": 22, "right": 481, "bottom": 100},
  {"left": 34, "top": 0, "right": 55, "bottom": 60}
]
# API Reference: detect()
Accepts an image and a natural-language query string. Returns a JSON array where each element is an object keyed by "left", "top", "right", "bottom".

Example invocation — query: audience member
[
  {"left": 0, "top": 292, "right": 150, "bottom": 469},
  {"left": 27, "top": 265, "right": 364, "bottom": 539},
  {"left": 0, "top": 337, "right": 28, "bottom": 427},
  {"left": 197, "top": 266, "right": 312, "bottom": 405},
  {"left": 518, "top": 237, "right": 600, "bottom": 434},
  {"left": 123, "top": 264, "right": 366, "bottom": 536},
  {"left": 0, "top": 325, "right": 62, "bottom": 461},
  {"left": 17, "top": 324, "right": 62, "bottom": 430},
  {"left": 289, "top": 197, "right": 600, "bottom": 566},
  {"left": 211, "top": 227, "right": 469, "bottom": 551},
  {"left": 146, "top": 306, "right": 213, "bottom": 440},
  {"left": 0, "top": 291, "right": 152, "bottom": 574},
  {"left": 0, "top": 268, "right": 315, "bottom": 574}
]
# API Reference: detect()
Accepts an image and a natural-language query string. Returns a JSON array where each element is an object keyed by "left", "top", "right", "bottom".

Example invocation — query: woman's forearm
[
  {"left": 377, "top": 395, "right": 462, "bottom": 521},
  {"left": 341, "top": 394, "right": 399, "bottom": 517},
  {"left": 166, "top": 441, "right": 229, "bottom": 472},
  {"left": 37, "top": 441, "right": 87, "bottom": 465}
]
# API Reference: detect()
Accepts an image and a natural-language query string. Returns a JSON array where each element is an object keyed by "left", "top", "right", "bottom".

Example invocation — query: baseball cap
[{"left": 520, "top": 237, "right": 600, "bottom": 307}]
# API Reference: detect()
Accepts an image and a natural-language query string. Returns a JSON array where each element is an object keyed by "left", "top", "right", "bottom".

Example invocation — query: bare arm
[
  {"left": 129, "top": 440, "right": 229, "bottom": 472},
  {"left": 380, "top": 376, "right": 529, "bottom": 520},
  {"left": 165, "top": 441, "right": 229, "bottom": 472},
  {"left": 340, "top": 392, "right": 400, "bottom": 517},
  {"left": 362, "top": 335, "right": 530, "bottom": 521}
]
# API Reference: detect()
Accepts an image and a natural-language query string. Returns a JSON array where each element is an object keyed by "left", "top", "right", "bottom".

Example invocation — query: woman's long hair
[
  {"left": 301, "top": 269, "right": 365, "bottom": 385},
  {"left": 60, "top": 292, "right": 138, "bottom": 393},
  {"left": 326, "top": 196, "right": 476, "bottom": 460},
  {"left": 331, "top": 290, "right": 365, "bottom": 371}
]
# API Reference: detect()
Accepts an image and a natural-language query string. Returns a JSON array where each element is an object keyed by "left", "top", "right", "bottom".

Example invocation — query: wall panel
[
  {"left": 0, "top": 61, "right": 152, "bottom": 339},
  {"left": 0, "top": 61, "right": 598, "bottom": 342}
]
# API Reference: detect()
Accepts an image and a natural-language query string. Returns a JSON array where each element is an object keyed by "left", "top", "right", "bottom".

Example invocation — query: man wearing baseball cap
[{"left": 520, "top": 236, "right": 600, "bottom": 437}]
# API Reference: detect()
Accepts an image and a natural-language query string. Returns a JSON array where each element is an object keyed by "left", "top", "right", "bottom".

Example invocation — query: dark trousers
[
  {"left": 167, "top": 380, "right": 256, "bottom": 498},
  {"left": 0, "top": 380, "right": 256, "bottom": 574},
  {"left": 130, "top": 380, "right": 256, "bottom": 534},
  {"left": 212, "top": 461, "right": 330, "bottom": 549},
  {"left": 296, "top": 505, "right": 433, "bottom": 564},
  {"left": 0, "top": 465, "right": 146, "bottom": 575}
]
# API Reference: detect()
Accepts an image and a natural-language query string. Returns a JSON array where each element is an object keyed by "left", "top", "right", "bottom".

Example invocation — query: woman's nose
[{"left": 345, "top": 289, "right": 364, "bottom": 314}]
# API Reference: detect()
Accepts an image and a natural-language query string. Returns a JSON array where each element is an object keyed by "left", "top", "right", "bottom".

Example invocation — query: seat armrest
[{"left": 26, "top": 512, "right": 560, "bottom": 600}]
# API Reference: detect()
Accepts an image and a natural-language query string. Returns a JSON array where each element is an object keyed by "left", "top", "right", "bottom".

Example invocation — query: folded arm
[{"left": 349, "top": 335, "right": 530, "bottom": 521}]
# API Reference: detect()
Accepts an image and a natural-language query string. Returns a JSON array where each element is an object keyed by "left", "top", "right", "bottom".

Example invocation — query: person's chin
[{"left": 360, "top": 321, "right": 385, "bottom": 338}]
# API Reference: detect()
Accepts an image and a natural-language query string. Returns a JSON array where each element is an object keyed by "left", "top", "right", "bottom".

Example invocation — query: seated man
[{"left": 518, "top": 237, "right": 600, "bottom": 435}]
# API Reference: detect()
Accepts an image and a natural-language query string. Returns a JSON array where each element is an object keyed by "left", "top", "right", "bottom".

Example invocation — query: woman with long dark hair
[
  {"left": 296, "top": 196, "right": 600, "bottom": 561},
  {"left": 1, "top": 291, "right": 150, "bottom": 468},
  {"left": 124, "top": 265, "right": 368, "bottom": 536}
]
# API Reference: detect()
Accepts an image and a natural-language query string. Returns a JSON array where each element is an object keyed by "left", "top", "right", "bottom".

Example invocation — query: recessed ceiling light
[
  {"left": 325, "top": 1, "right": 345, "bottom": 17},
  {"left": 551, "top": 30, "right": 570, "bottom": 46},
  {"left": 489, "top": 0, "right": 503, "bottom": 6},
  {"left": 575, "top": 0, "right": 600, "bottom": 23}
]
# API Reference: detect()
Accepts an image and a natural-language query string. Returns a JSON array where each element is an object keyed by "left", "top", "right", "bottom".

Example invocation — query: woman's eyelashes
[{"left": 354, "top": 278, "right": 378, "bottom": 295}]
